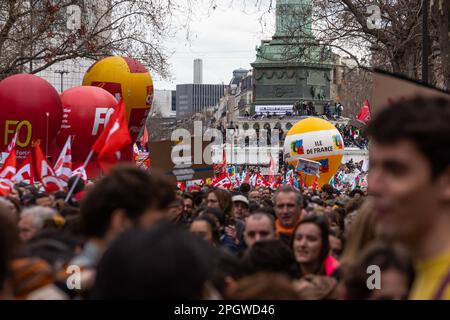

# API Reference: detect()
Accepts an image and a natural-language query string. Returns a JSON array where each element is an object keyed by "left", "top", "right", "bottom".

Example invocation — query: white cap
[{"left": 232, "top": 195, "right": 249, "bottom": 206}]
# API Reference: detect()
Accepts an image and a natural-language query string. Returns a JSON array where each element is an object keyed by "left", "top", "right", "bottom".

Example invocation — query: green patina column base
[{"left": 251, "top": 0, "right": 334, "bottom": 115}]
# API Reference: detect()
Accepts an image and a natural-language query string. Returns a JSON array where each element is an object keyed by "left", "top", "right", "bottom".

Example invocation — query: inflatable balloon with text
[
  {"left": 0, "top": 74, "right": 63, "bottom": 160},
  {"left": 57, "top": 86, "right": 118, "bottom": 164},
  {"left": 284, "top": 118, "right": 344, "bottom": 188},
  {"left": 82, "top": 56, "right": 153, "bottom": 143}
]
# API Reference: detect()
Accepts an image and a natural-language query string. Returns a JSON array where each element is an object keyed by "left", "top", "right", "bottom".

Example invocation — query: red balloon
[
  {"left": 57, "top": 86, "right": 118, "bottom": 163},
  {"left": 0, "top": 74, "right": 63, "bottom": 160}
]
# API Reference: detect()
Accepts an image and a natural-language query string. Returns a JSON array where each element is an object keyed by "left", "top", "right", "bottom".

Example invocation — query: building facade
[
  {"left": 193, "top": 59, "right": 203, "bottom": 84},
  {"left": 176, "top": 84, "right": 226, "bottom": 119},
  {"left": 153, "top": 90, "right": 177, "bottom": 118}
]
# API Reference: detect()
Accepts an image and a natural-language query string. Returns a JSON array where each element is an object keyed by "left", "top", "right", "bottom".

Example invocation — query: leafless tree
[
  {"left": 0, "top": 0, "right": 208, "bottom": 79},
  {"left": 322, "top": 0, "right": 449, "bottom": 90},
  {"left": 239, "top": 0, "right": 449, "bottom": 91},
  {"left": 337, "top": 66, "right": 373, "bottom": 117}
]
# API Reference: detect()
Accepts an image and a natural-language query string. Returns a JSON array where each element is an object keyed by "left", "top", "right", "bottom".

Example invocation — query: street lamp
[{"left": 54, "top": 70, "right": 69, "bottom": 93}]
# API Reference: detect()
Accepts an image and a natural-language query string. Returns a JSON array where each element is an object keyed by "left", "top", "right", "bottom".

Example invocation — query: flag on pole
[
  {"left": 33, "top": 144, "right": 63, "bottom": 193},
  {"left": 217, "top": 145, "right": 227, "bottom": 176},
  {"left": 229, "top": 174, "right": 241, "bottom": 189},
  {"left": 298, "top": 174, "right": 306, "bottom": 188},
  {"left": 272, "top": 175, "right": 283, "bottom": 190},
  {"left": 72, "top": 166, "right": 88, "bottom": 181},
  {"left": 6, "top": 131, "right": 18, "bottom": 154},
  {"left": 140, "top": 124, "right": 149, "bottom": 150},
  {"left": 243, "top": 170, "right": 250, "bottom": 184},
  {"left": 0, "top": 147, "right": 16, "bottom": 179},
  {"left": 357, "top": 99, "right": 371, "bottom": 125},
  {"left": 286, "top": 170, "right": 295, "bottom": 187},
  {"left": 311, "top": 176, "right": 319, "bottom": 191},
  {"left": 14, "top": 154, "right": 34, "bottom": 185},
  {"left": 92, "top": 98, "right": 132, "bottom": 166},
  {"left": 0, "top": 147, "right": 17, "bottom": 196},
  {"left": 53, "top": 136, "right": 72, "bottom": 186},
  {"left": 250, "top": 173, "right": 257, "bottom": 187},
  {"left": 268, "top": 155, "right": 276, "bottom": 184},
  {"left": 177, "top": 181, "right": 186, "bottom": 192},
  {"left": 211, "top": 173, "right": 232, "bottom": 190},
  {"left": 254, "top": 172, "right": 270, "bottom": 188},
  {"left": 0, "top": 179, "right": 14, "bottom": 196}
]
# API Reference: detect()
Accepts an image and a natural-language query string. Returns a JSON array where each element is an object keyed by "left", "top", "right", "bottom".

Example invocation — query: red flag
[
  {"left": 140, "top": 125, "right": 149, "bottom": 148},
  {"left": 217, "top": 146, "right": 228, "bottom": 176},
  {"left": 312, "top": 176, "right": 319, "bottom": 191},
  {"left": 92, "top": 98, "right": 132, "bottom": 161},
  {"left": 234, "top": 175, "right": 241, "bottom": 187},
  {"left": 53, "top": 136, "right": 72, "bottom": 185},
  {"left": 268, "top": 155, "right": 276, "bottom": 184},
  {"left": 0, "top": 147, "right": 17, "bottom": 179},
  {"left": 243, "top": 170, "right": 250, "bottom": 184},
  {"left": 0, "top": 179, "right": 13, "bottom": 196},
  {"left": 14, "top": 154, "right": 34, "bottom": 185},
  {"left": 269, "top": 180, "right": 279, "bottom": 190},
  {"left": 276, "top": 175, "right": 283, "bottom": 187},
  {"left": 72, "top": 166, "right": 88, "bottom": 182},
  {"left": 298, "top": 174, "right": 306, "bottom": 188},
  {"left": 33, "top": 144, "right": 63, "bottom": 192},
  {"left": 0, "top": 147, "right": 17, "bottom": 196},
  {"left": 177, "top": 181, "right": 186, "bottom": 192},
  {"left": 357, "top": 99, "right": 371, "bottom": 125},
  {"left": 6, "top": 131, "right": 18, "bottom": 154},
  {"left": 211, "top": 173, "right": 232, "bottom": 190},
  {"left": 255, "top": 172, "right": 270, "bottom": 188}
]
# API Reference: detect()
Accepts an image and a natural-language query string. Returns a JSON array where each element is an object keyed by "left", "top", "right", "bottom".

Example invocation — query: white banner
[
  {"left": 255, "top": 105, "right": 293, "bottom": 114},
  {"left": 284, "top": 129, "right": 344, "bottom": 162}
]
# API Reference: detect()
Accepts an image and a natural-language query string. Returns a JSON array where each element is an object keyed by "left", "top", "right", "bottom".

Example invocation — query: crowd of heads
[
  {"left": 0, "top": 96, "right": 449, "bottom": 300},
  {"left": 0, "top": 165, "right": 407, "bottom": 300},
  {"left": 336, "top": 124, "right": 369, "bottom": 149}
]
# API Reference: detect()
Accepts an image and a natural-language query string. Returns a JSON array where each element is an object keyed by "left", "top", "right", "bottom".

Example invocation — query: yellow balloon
[
  {"left": 82, "top": 56, "right": 153, "bottom": 141},
  {"left": 284, "top": 118, "right": 344, "bottom": 188}
]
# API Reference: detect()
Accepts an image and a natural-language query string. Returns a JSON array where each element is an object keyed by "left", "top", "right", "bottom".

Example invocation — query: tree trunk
[{"left": 435, "top": 0, "right": 450, "bottom": 90}]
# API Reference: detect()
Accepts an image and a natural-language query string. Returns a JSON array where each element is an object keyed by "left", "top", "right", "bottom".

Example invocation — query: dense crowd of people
[
  {"left": 0, "top": 96, "right": 449, "bottom": 300},
  {"left": 336, "top": 124, "right": 369, "bottom": 149},
  {"left": 0, "top": 168, "right": 373, "bottom": 300}
]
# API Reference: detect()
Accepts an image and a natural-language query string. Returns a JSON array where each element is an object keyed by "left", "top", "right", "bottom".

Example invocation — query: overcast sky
[{"left": 153, "top": 2, "right": 275, "bottom": 90}]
